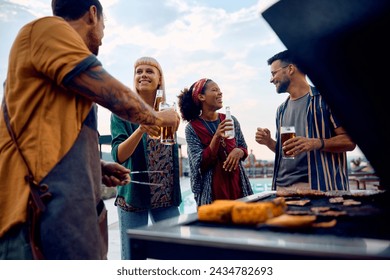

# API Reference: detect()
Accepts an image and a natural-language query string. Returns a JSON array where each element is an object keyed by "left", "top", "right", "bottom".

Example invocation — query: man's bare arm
[
  {"left": 321, "top": 126, "right": 356, "bottom": 153},
  {"left": 67, "top": 65, "right": 179, "bottom": 128}
]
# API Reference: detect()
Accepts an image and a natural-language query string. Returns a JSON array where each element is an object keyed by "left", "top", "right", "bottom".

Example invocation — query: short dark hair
[
  {"left": 52, "top": 0, "right": 103, "bottom": 21},
  {"left": 267, "top": 50, "right": 304, "bottom": 73}
]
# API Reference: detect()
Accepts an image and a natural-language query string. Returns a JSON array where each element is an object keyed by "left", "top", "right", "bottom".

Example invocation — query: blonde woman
[{"left": 110, "top": 57, "right": 181, "bottom": 259}]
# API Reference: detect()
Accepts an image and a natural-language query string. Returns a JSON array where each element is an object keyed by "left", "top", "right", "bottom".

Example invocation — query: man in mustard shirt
[{"left": 0, "top": 0, "right": 179, "bottom": 259}]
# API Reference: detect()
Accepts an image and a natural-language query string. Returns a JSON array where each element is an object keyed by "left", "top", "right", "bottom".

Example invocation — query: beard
[
  {"left": 276, "top": 78, "right": 290, "bottom": 94},
  {"left": 86, "top": 28, "right": 100, "bottom": 56}
]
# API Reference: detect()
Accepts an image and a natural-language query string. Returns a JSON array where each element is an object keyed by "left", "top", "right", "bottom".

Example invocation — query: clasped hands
[{"left": 141, "top": 108, "right": 180, "bottom": 138}]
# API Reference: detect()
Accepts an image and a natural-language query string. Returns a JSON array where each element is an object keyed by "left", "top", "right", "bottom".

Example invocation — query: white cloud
[
  {"left": 256, "top": 0, "right": 280, "bottom": 14},
  {"left": 0, "top": 0, "right": 363, "bottom": 160},
  {"left": 5, "top": 0, "right": 50, "bottom": 18}
]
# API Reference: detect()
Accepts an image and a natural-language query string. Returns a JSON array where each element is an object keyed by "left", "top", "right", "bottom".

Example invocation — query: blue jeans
[{"left": 117, "top": 206, "right": 180, "bottom": 259}]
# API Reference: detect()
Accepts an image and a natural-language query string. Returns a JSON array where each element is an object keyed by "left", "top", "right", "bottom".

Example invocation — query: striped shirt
[{"left": 272, "top": 86, "right": 349, "bottom": 191}]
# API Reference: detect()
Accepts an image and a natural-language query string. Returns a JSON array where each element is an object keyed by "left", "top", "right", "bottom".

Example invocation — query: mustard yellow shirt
[{"left": 0, "top": 16, "right": 97, "bottom": 237}]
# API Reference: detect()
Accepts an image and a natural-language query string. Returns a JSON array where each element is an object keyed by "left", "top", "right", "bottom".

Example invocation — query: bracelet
[{"left": 319, "top": 138, "right": 324, "bottom": 151}]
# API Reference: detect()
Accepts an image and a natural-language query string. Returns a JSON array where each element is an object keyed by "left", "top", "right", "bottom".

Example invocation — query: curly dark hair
[{"left": 177, "top": 79, "right": 212, "bottom": 122}]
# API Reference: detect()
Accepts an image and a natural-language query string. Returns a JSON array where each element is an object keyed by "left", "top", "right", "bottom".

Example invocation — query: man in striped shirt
[{"left": 256, "top": 50, "right": 356, "bottom": 191}]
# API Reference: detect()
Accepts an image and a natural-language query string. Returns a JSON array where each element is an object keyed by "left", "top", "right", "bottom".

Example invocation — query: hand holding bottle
[
  {"left": 214, "top": 119, "right": 234, "bottom": 140},
  {"left": 149, "top": 89, "right": 164, "bottom": 139},
  {"left": 225, "top": 106, "right": 235, "bottom": 139}
]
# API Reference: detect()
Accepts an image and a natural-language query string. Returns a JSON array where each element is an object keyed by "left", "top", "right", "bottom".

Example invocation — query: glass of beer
[
  {"left": 281, "top": 126, "right": 296, "bottom": 159},
  {"left": 159, "top": 101, "right": 176, "bottom": 145},
  {"left": 149, "top": 89, "right": 164, "bottom": 140}
]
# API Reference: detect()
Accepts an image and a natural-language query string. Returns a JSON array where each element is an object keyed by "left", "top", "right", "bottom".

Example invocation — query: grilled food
[{"left": 198, "top": 197, "right": 286, "bottom": 225}]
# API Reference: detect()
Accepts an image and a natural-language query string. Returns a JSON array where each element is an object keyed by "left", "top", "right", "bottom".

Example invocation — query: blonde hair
[{"left": 133, "top": 56, "right": 165, "bottom": 93}]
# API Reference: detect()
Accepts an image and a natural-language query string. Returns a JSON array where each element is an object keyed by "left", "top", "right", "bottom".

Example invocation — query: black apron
[{"left": 39, "top": 105, "right": 105, "bottom": 259}]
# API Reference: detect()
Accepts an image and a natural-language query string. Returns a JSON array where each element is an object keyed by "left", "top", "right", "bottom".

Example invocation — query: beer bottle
[
  {"left": 225, "top": 106, "right": 235, "bottom": 139},
  {"left": 153, "top": 89, "right": 164, "bottom": 111}
]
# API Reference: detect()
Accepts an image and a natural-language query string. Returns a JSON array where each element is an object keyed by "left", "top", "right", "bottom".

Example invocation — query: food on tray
[
  {"left": 277, "top": 189, "right": 383, "bottom": 198},
  {"left": 231, "top": 203, "right": 273, "bottom": 224},
  {"left": 346, "top": 190, "right": 385, "bottom": 196},
  {"left": 269, "top": 197, "right": 287, "bottom": 217},
  {"left": 311, "top": 206, "right": 331, "bottom": 213},
  {"left": 277, "top": 189, "right": 324, "bottom": 197},
  {"left": 317, "top": 210, "right": 347, "bottom": 217},
  {"left": 197, "top": 197, "right": 286, "bottom": 225},
  {"left": 197, "top": 200, "right": 245, "bottom": 223},
  {"left": 231, "top": 197, "right": 286, "bottom": 225},
  {"left": 312, "top": 219, "right": 337, "bottom": 228},
  {"left": 329, "top": 197, "right": 344, "bottom": 203},
  {"left": 286, "top": 210, "right": 312, "bottom": 215},
  {"left": 265, "top": 214, "right": 316, "bottom": 228},
  {"left": 198, "top": 189, "right": 376, "bottom": 228},
  {"left": 285, "top": 199, "right": 311, "bottom": 206},
  {"left": 329, "top": 196, "right": 362, "bottom": 205},
  {"left": 324, "top": 191, "right": 352, "bottom": 197},
  {"left": 342, "top": 199, "right": 362, "bottom": 206}
]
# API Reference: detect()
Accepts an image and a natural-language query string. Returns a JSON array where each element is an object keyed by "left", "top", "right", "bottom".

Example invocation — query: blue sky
[{"left": 0, "top": 0, "right": 363, "bottom": 160}]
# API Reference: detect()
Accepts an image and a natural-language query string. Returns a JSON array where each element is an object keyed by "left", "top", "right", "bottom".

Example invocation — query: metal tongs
[{"left": 130, "top": 170, "right": 164, "bottom": 186}]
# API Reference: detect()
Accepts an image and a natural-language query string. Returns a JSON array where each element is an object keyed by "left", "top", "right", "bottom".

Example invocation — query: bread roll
[
  {"left": 231, "top": 197, "right": 287, "bottom": 225},
  {"left": 198, "top": 198, "right": 287, "bottom": 225},
  {"left": 197, "top": 200, "right": 245, "bottom": 223},
  {"left": 231, "top": 203, "right": 273, "bottom": 225}
]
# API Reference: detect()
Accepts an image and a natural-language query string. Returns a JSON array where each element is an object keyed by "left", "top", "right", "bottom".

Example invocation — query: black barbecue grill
[
  {"left": 127, "top": 191, "right": 390, "bottom": 260},
  {"left": 197, "top": 192, "right": 390, "bottom": 240}
]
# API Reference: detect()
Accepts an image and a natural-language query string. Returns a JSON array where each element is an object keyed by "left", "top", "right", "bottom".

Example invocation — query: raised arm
[{"left": 67, "top": 64, "right": 180, "bottom": 130}]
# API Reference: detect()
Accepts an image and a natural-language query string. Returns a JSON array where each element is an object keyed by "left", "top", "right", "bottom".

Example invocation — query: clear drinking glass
[
  {"left": 281, "top": 126, "right": 296, "bottom": 159},
  {"left": 159, "top": 101, "right": 176, "bottom": 145}
]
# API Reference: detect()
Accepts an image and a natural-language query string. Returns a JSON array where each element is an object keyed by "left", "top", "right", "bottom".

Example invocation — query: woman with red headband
[{"left": 178, "top": 78, "right": 253, "bottom": 206}]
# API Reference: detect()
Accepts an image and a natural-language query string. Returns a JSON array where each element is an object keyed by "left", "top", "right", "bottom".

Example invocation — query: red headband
[{"left": 191, "top": 78, "right": 209, "bottom": 105}]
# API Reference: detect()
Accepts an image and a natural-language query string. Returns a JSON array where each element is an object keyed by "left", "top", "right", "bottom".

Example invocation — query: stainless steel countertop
[{"left": 127, "top": 191, "right": 390, "bottom": 259}]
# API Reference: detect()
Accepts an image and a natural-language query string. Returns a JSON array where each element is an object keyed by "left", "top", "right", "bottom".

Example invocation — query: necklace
[
  {"left": 200, "top": 116, "right": 227, "bottom": 153},
  {"left": 200, "top": 117, "right": 219, "bottom": 135}
]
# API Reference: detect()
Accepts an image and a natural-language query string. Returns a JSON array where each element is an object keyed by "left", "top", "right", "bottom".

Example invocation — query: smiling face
[
  {"left": 134, "top": 64, "right": 161, "bottom": 94},
  {"left": 270, "top": 60, "right": 291, "bottom": 94},
  {"left": 199, "top": 80, "right": 223, "bottom": 112}
]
